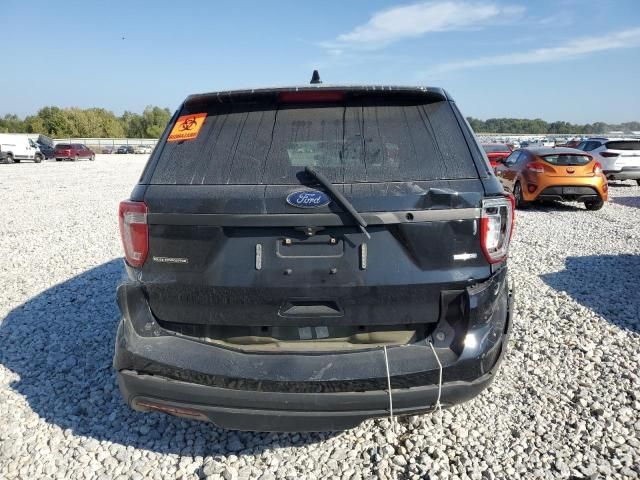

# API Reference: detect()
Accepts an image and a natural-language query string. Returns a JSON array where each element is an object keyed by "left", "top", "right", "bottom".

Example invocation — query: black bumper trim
[{"left": 118, "top": 366, "right": 496, "bottom": 432}]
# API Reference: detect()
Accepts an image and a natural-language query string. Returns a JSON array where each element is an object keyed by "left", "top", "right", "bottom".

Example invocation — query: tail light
[
  {"left": 526, "top": 162, "right": 545, "bottom": 174},
  {"left": 600, "top": 152, "right": 619, "bottom": 158},
  {"left": 480, "top": 196, "right": 514, "bottom": 264},
  {"left": 118, "top": 200, "right": 148, "bottom": 268},
  {"left": 593, "top": 162, "right": 603, "bottom": 174}
]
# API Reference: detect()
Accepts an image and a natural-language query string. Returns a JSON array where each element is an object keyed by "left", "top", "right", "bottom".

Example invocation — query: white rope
[
  {"left": 428, "top": 339, "right": 444, "bottom": 448},
  {"left": 382, "top": 345, "right": 396, "bottom": 435}
]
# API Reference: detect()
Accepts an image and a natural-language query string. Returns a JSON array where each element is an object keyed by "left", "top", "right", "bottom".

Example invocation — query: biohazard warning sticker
[{"left": 167, "top": 113, "right": 207, "bottom": 142}]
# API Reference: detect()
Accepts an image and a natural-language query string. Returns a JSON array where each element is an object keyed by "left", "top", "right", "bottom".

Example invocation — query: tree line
[
  {"left": 0, "top": 106, "right": 172, "bottom": 138},
  {"left": 466, "top": 117, "right": 640, "bottom": 135},
  {"left": 1, "top": 107, "right": 638, "bottom": 137}
]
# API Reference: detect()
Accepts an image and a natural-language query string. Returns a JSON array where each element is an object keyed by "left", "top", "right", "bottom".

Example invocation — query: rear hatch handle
[{"left": 304, "top": 166, "right": 371, "bottom": 239}]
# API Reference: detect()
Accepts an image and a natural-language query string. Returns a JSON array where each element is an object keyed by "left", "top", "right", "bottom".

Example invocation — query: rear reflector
[
  {"left": 480, "top": 196, "right": 514, "bottom": 264},
  {"left": 278, "top": 91, "right": 345, "bottom": 103},
  {"left": 133, "top": 399, "right": 208, "bottom": 420},
  {"left": 118, "top": 200, "right": 148, "bottom": 268}
]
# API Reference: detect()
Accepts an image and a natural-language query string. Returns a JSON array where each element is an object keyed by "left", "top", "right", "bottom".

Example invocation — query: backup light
[
  {"left": 118, "top": 200, "right": 148, "bottom": 268},
  {"left": 480, "top": 196, "right": 514, "bottom": 264}
]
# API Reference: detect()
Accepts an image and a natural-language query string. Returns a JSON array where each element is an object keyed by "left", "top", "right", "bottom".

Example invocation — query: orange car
[{"left": 495, "top": 147, "right": 608, "bottom": 210}]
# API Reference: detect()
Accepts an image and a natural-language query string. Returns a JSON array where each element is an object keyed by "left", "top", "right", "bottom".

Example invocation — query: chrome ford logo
[{"left": 286, "top": 190, "right": 331, "bottom": 208}]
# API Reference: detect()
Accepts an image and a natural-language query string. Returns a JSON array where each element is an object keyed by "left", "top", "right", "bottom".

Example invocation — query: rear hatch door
[
  {"left": 540, "top": 152, "right": 596, "bottom": 177},
  {"left": 605, "top": 140, "right": 640, "bottom": 169},
  {"left": 139, "top": 88, "right": 490, "bottom": 330}
]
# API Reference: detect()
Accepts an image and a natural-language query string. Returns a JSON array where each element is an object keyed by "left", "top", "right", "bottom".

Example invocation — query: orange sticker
[{"left": 167, "top": 113, "right": 207, "bottom": 142}]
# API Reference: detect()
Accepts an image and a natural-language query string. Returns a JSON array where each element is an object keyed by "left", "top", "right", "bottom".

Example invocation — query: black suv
[{"left": 115, "top": 85, "right": 515, "bottom": 432}]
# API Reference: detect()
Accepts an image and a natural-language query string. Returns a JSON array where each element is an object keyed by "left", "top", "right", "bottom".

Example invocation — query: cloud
[
  {"left": 422, "top": 27, "right": 640, "bottom": 76},
  {"left": 320, "top": 1, "right": 524, "bottom": 50}
]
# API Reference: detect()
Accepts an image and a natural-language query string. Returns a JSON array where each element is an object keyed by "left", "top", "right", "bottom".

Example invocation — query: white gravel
[{"left": 1, "top": 155, "right": 639, "bottom": 479}]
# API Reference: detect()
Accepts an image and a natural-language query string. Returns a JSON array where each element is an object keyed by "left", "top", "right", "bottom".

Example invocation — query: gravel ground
[{"left": 1, "top": 155, "right": 639, "bottom": 479}]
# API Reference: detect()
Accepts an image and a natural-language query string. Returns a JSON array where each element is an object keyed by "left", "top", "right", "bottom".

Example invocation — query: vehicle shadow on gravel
[
  {"left": 525, "top": 200, "right": 584, "bottom": 212},
  {"left": 541, "top": 254, "right": 640, "bottom": 333},
  {"left": 0, "top": 260, "right": 335, "bottom": 455},
  {"left": 611, "top": 196, "right": 640, "bottom": 209}
]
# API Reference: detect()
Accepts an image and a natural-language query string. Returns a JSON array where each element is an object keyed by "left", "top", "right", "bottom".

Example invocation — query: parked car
[
  {"left": 37, "top": 142, "right": 55, "bottom": 159},
  {"left": 481, "top": 143, "right": 512, "bottom": 168},
  {"left": 102, "top": 146, "right": 115, "bottom": 154},
  {"left": 117, "top": 145, "right": 135, "bottom": 154},
  {"left": 495, "top": 147, "right": 607, "bottom": 210},
  {"left": 134, "top": 144, "right": 153, "bottom": 154},
  {"left": 54, "top": 143, "right": 95, "bottom": 161},
  {"left": 0, "top": 133, "right": 44, "bottom": 163},
  {"left": 575, "top": 138, "right": 640, "bottom": 185},
  {"left": 114, "top": 83, "right": 515, "bottom": 432},
  {"left": 557, "top": 139, "right": 581, "bottom": 148}
]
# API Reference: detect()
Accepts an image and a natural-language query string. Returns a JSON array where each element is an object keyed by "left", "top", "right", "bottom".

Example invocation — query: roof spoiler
[{"left": 184, "top": 86, "right": 449, "bottom": 108}]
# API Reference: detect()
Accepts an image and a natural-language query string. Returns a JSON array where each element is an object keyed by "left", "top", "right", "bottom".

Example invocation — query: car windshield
[
  {"left": 542, "top": 154, "right": 591, "bottom": 166},
  {"left": 151, "top": 99, "right": 477, "bottom": 185},
  {"left": 482, "top": 144, "right": 510, "bottom": 153}
]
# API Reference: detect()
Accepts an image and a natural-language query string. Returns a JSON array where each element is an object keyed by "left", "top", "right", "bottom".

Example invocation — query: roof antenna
[{"left": 310, "top": 70, "right": 322, "bottom": 84}]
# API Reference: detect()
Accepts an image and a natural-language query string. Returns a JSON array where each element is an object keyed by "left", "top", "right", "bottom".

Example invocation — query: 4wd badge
[{"left": 167, "top": 113, "right": 207, "bottom": 142}]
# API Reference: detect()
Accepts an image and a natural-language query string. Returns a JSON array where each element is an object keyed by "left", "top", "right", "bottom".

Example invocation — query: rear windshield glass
[
  {"left": 542, "top": 154, "right": 591, "bottom": 166},
  {"left": 482, "top": 144, "right": 510, "bottom": 153},
  {"left": 150, "top": 99, "right": 477, "bottom": 184},
  {"left": 605, "top": 141, "right": 640, "bottom": 151},
  {"left": 56, "top": 144, "right": 70, "bottom": 149}
]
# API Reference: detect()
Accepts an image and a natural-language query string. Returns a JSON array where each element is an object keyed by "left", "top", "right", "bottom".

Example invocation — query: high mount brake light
[
  {"left": 480, "top": 196, "right": 514, "bottom": 264},
  {"left": 278, "top": 91, "right": 345, "bottom": 103},
  {"left": 118, "top": 200, "right": 148, "bottom": 268}
]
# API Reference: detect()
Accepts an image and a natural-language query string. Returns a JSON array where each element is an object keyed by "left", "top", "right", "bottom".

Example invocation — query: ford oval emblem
[{"left": 286, "top": 190, "right": 331, "bottom": 208}]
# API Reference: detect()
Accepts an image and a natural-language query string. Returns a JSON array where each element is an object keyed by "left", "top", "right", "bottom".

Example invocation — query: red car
[
  {"left": 481, "top": 143, "right": 512, "bottom": 168},
  {"left": 54, "top": 143, "right": 95, "bottom": 162},
  {"left": 557, "top": 140, "right": 581, "bottom": 148}
]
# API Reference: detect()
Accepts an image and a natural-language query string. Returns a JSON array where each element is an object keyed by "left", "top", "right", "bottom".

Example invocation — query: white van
[{"left": 0, "top": 134, "right": 44, "bottom": 163}]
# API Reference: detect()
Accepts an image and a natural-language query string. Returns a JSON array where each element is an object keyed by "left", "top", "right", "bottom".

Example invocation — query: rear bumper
[
  {"left": 114, "top": 269, "right": 514, "bottom": 431},
  {"left": 536, "top": 186, "right": 604, "bottom": 202},
  {"left": 117, "top": 363, "right": 502, "bottom": 431},
  {"left": 522, "top": 175, "right": 607, "bottom": 202},
  {"left": 605, "top": 167, "right": 640, "bottom": 180}
]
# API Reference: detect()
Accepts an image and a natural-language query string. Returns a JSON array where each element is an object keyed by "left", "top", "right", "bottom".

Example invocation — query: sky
[{"left": 2, "top": 0, "right": 640, "bottom": 123}]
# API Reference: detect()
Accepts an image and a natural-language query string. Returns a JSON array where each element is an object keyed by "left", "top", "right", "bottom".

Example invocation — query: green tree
[
  {"left": 141, "top": 106, "right": 171, "bottom": 138},
  {"left": 0, "top": 114, "right": 26, "bottom": 133}
]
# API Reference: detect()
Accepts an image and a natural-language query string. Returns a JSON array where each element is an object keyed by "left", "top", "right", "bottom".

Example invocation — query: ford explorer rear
[{"left": 114, "top": 84, "right": 515, "bottom": 432}]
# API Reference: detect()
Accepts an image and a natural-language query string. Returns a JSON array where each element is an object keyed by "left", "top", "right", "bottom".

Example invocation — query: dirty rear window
[{"left": 150, "top": 99, "right": 477, "bottom": 184}]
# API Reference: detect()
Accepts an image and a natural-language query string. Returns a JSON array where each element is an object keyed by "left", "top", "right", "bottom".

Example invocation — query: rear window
[
  {"left": 482, "top": 144, "right": 510, "bottom": 153},
  {"left": 605, "top": 141, "right": 640, "bottom": 151},
  {"left": 56, "top": 144, "right": 70, "bottom": 149},
  {"left": 150, "top": 99, "right": 477, "bottom": 184},
  {"left": 542, "top": 154, "right": 591, "bottom": 166}
]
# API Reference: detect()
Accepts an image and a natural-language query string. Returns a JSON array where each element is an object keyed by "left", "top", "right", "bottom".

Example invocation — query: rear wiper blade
[{"left": 304, "top": 166, "right": 371, "bottom": 239}]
